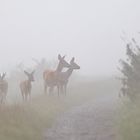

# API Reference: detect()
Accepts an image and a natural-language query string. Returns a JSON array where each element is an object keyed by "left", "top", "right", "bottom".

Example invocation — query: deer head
[
  {"left": 70, "top": 57, "right": 80, "bottom": 70},
  {"left": 57, "top": 54, "right": 70, "bottom": 72},
  {"left": 24, "top": 70, "right": 35, "bottom": 82}
]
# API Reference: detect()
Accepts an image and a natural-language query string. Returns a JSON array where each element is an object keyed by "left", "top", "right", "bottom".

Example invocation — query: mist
[
  {"left": 1, "top": 0, "right": 139, "bottom": 76},
  {"left": 1, "top": 1, "right": 140, "bottom": 140}
]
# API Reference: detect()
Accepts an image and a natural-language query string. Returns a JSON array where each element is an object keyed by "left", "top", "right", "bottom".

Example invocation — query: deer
[
  {"left": 43, "top": 54, "right": 70, "bottom": 96},
  {"left": 0, "top": 73, "right": 8, "bottom": 104},
  {"left": 58, "top": 57, "right": 80, "bottom": 95},
  {"left": 20, "top": 70, "right": 35, "bottom": 101}
]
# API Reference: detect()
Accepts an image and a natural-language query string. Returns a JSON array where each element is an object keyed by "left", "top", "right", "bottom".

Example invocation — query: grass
[
  {"left": 0, "top": 77, "right": 118, "bottom": 140},
  {"left": 0, "top": 97, "right": 74, "bottom": 140},
  {"left": 119, "top": 100, "right": 140, "bottom": 140},
  {"left": 0, "top": 82, "right": 94, "bottom": 140}
]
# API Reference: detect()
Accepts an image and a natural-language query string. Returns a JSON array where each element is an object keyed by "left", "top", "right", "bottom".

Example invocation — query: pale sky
[{"left": 0, "top": 0, "right": 140, "bottom": 76}]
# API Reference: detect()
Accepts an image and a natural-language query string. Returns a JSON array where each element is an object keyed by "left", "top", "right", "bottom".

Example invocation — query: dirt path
[{"left": 44, "top": 92, "right": 119, "bottom": 140}]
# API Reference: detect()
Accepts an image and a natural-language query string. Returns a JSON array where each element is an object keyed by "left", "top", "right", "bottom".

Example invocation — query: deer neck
[
  {"left": 65, "top": 68, "right": 73, "bottom": 79},
  {"left": 56, "top": 63, "right": 63, "bottom": 73}
]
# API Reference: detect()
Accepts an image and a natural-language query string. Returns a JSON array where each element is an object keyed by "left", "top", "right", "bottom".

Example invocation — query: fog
[
  {"left": 1, "top": 1, "right": 139, "bottom": 140},
  {"left": 0, "top": 0, "right": 140, "bottom": 76}
]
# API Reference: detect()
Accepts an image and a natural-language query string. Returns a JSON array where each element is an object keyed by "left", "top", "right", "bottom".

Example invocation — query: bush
[{"left": 119, "top": 38, "right": 140, "bottom": 101}]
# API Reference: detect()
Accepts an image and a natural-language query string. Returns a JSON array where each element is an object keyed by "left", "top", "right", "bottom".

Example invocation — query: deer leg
[
  {"left": 28, "top": 88, "right": 31, "bottom": 101},
  {"left": 28, "top": 93, "right": 31, "bottom": 101},
  {"left": 22, "top": 93, "right": 25, "bottom": 101},
  {"left": 3, "top": 93, "right": 6, "bottom": 104},
  {"left": 64, "top": 84, "right": 67, "bottom": 96},
  {"left": 4, "top": 93, "right": 6, "bottom": 103},
  {"left": 49, "top": 87, "right": 53, "bottom": 95},
  {"left": 25, "top": 94, "right": 28, "bottom": 101},
  {"left": 0, "top": 98, "right": 2, "bottom": 104},
  {"left": 57, "top": 85, "right": 60, "bottom": 97},
  {"left": 49, "top": 87, "right": 51, "bottom": 95},
  {"left": 2, "top": 93, "right": 4, "bottom": 104},
  {"left": 30, "top": 93, "right": 31, "bottom": 101},
  {"left": 0, "top": 93, "right": 3, "bottom": 104},
  {"left": 0, "top": 96, "right": 3, "bottom": 104},
  {"left": 44, "top": 81, "right": 46, "bottom": 94},
  {"left": 51, "top": 86, "right": 54, "bottom": 93},
  {"left": 45, "top": 85, "right": 47, "bottom": 94},
  {"left": 20, "top": 89, "right": 25, "bottom": 101},
  {"left": 60, "top": 85, "right": 63, "bottom": 94},
  {"left": 44, "top": 82, "right": 47, "bottom": 94}
]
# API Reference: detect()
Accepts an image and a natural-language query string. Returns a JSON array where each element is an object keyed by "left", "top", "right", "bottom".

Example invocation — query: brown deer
[
  {"left": 59, "top": 57, "right": 80, "bottom": 95},
  {"left": 0, "top": 73, "right": 8, "bottom": 104},
  {"left": 20, "top": 70, "right": 35, "bottom": 101},
  {"left": 43, "top": 54, "right": 70, "bottom": 96}
]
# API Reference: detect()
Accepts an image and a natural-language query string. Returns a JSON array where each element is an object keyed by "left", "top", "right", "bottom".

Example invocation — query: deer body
[
  {"left": 43, "top": 54, "right": 70, "bottom": 95},
  {"left": 20, "top": 71, "right": 35, "bottom": 101},
  {"left": 0, "top": 73, "right": 8, "bottom": 103}
]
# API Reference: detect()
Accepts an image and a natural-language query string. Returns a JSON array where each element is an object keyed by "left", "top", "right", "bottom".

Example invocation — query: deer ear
[
  {"left": 72, "top": 57, "right": 75, "bottom": 62},
  {"left": 2, "top": 73, "right": 6, "bottom": 79},
  {"left": 58, "top": 54, "right": 61, "bottom": 60},
  {"left": 70, "top": 57, "right": 75, "bottom": 63},
  {"left": 24, "top": 71, "right": 29, "bottom": 76}
]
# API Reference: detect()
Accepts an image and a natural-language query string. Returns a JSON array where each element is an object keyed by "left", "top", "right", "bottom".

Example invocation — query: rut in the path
[{"left": 44, "top": 93, "right": 119, "bottom": 140}]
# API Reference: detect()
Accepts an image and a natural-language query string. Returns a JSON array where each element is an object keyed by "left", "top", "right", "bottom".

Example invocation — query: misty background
[
  {"left": 0, "top": 0, "right": 140, "bottom": 76},
  {"left": 0, "top": 1, "right": 138, "bottom": 139}
]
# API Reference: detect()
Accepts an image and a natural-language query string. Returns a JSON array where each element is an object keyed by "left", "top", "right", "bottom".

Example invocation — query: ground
[{"left": 44, "top": 91, "right": 120, "bottom": 140}]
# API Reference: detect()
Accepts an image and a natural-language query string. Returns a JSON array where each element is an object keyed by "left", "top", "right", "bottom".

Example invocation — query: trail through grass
[{"left": 0, "top": 78, "right": 119, "bottom": 140}]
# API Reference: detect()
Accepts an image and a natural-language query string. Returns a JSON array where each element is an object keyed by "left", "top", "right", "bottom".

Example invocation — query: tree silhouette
[{"left": 119, "top": 38, "right": 140, "bottom": 101}]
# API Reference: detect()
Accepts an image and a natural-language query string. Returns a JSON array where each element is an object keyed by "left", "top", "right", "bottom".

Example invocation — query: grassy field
[
  {"left": 0, "top": 77, "right": 119, "bottom": 140},
  {"left": 119, "top": 100, "right": 140, "bottom": 140}
]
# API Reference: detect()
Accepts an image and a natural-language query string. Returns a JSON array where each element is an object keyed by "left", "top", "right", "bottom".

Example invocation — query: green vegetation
[
  {"left": 0, "top": 78, "right": 118, "bottom": 140},
  {"left": 0, "top": 80, "right": 95, "bottom": 140},
  {"left": 0, "top": 97, "right": 64, "bottom": 140},
  {"left": 119, "top": 102, "right": 140, "bottom": 140},
  {"left": 119, "top": 37, "right": 140, "bottom": 140},
  {"left": 119, "top": 37, "right": 140, "bottom": 100}
]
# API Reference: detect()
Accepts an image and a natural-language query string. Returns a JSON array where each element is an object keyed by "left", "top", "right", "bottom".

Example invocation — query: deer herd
[{"left": 0, "top": 54, "right": 80, "bottom": 103}]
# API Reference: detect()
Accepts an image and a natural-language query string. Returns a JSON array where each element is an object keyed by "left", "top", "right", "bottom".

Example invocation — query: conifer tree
[{"left": 119, "top": 38, "right": 140, "bottom": 101}]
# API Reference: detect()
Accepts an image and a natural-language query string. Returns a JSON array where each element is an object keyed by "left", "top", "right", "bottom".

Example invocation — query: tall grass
[
  {"left": 0, "top": 77, "right": 118, "bottom": 140},
  {"left": 0, "top": 99, "right": 62, "bottom": 140},
  {"left": 119, "top": 101, "right": 140, "bottom": 140}
]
